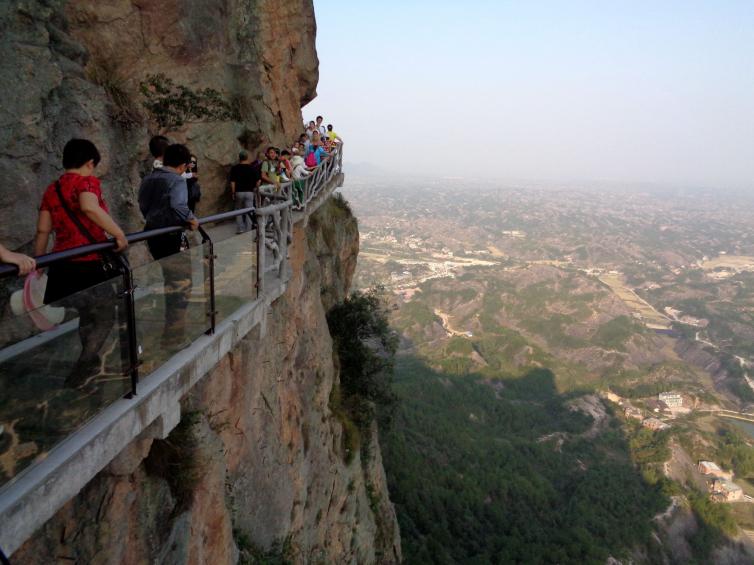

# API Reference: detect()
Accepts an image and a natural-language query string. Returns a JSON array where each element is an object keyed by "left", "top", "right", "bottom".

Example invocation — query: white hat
[{"left": 11, "top": 272, "right": 65, "bottom": 331}]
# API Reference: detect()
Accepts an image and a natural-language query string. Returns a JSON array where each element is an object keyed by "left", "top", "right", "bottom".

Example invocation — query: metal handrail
[
  {"left": 0, "top": 143, "right": 342, "bottom": 279},
  {"left": 0, "top": 142, "right": 343, "bottom": 390},
  {"left": 0, "top": 143, "right": 343, "bottom": 391},
  {"left": 0, "top": 207, "right": 255, "bottom": 277}
]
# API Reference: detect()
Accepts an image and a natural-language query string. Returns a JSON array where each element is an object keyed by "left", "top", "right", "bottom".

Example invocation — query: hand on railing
[{"left": 0, "top": 245, "right": 36, "bottom": 276}]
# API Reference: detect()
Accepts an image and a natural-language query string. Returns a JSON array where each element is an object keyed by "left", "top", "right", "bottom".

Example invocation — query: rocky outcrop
[
  {"left": 13, "top": 199, "right": 402, "bottom": 564},
  {"left": 0, "top": 0, "right": 318, "bottom": 247},
  {"left": 2, "top": 1, "right": 401, "bottom": 562},
  {"left": 651, "top": 495, "right": 754, "bottom": 564},
  {"left": 674, "top": 339, "right": 726, "bottom": 382}
]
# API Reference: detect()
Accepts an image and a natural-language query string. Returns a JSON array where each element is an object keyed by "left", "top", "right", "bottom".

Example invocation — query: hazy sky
[{"left": 304, "top": 1, "right": 754, "bottom": 189}]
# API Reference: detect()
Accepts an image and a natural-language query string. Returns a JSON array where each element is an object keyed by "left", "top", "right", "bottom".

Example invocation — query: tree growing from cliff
[
  {"left": 139, "top": 74, "right": 238, "bottom": 129},
  {"left": 327, "top": 288, "right": 398, "bottom": 433},
  {"left": 86, "top": 58, "right": 144, "bottom": 128}
]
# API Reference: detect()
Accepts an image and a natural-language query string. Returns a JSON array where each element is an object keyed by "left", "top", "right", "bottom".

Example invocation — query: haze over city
[{"left": 307, "top": 0, "right": 754, "bottom": 189}]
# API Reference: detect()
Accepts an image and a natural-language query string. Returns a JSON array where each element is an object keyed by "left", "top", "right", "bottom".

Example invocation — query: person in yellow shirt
[{"left": 326, "top": 124, "right": 343, "bottom": 144}]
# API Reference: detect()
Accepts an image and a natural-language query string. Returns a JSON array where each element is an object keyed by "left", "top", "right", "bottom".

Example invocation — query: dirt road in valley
[{"left": 434, "top": 309, "right": 471, "bottom": 338}]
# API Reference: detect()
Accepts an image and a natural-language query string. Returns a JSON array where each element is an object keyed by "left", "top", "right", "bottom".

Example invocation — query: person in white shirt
[
  {"left": 291, "top": 155, "right": 310, "bottom": 180},
  {"left": 290, "top": 154, "right": 309, "bottom": 207},
  {"left": 306, "top": 121, "right": 317, "bottom": 140},
  {"left": 316, "top": 115, "right": 327, "bottom": 137}
]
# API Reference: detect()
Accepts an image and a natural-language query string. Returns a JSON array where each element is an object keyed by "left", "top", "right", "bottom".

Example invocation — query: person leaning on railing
[
  {"left": 326, "top": 124, "right": 343, "bottom": 144},
  {"left": 34, "top": 138, "right": 129, "bottom": 388},
  {"left": 138, "top": 143, "right": 199, "bottom": 349}
]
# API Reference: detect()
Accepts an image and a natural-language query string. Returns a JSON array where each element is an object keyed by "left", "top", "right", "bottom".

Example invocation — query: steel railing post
[
  {"left": 279, "top": 204, "right": 290, "bottom": 279},
  {"left": 256, "top": 212, "right": 266, "bottom": 295},
  {"left": 117, "top": 256, "right": 139, "bottom": 398},
  {"left": 198, "top": 226, "right": 216, "bottom": 334},
  {"left": 245, "top": 209, "right": 258, "bottom": 298}
]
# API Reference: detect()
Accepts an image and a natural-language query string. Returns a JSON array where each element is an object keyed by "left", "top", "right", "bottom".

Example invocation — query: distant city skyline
[{"left": 305, "top": 0, "right": 754, "bottom": 190}]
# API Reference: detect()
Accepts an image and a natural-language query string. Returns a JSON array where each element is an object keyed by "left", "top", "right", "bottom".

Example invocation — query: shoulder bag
[{"left": 55, "top": 180, "right": 126, "bottom": 276}]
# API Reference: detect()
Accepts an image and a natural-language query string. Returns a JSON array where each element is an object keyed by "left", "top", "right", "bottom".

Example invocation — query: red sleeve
[{"left": 73, "top": 176, "right": 101, "bottom": 197}]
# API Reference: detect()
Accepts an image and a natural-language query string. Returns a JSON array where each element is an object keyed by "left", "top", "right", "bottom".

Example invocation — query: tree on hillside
[{"left": 327, "top": 288, "right": 399, "bottom": 431}]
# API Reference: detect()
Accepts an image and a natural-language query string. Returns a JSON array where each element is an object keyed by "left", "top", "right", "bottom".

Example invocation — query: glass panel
[
  {"left": 0, "top": 270, "right": 128, "bottom": 488},
  {"left": 133, "top": 241, "right": 210, "bottom": 376},
  {"left": 214, "top": 229, "right": 257, "bottom": 323}
]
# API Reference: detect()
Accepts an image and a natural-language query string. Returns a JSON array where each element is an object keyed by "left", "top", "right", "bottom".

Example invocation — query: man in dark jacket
[{"left": 138, "top": 143, "right": 198, "bottom": 348}]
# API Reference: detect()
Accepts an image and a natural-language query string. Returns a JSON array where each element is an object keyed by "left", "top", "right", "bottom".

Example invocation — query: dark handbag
[{"left": 55, "top": 181, "right": 126, "bottom": 276}]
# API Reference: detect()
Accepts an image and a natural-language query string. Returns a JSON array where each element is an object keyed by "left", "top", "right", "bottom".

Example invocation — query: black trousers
[{"left": 45, "top": 260, "right": 120, "bottom": 370}]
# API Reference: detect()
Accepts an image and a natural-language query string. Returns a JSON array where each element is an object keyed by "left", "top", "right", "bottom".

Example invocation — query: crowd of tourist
[
  {"left": 229, "top": 114, "right": 342, "bottom": 233},
  {"left": 0, "top": 115, "right": 342, "bottom": 387}
]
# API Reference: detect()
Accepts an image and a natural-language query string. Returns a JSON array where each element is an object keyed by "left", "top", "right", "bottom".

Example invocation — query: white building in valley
[{"left": 659, "top": 392, "right": 683, "bottom": 408}]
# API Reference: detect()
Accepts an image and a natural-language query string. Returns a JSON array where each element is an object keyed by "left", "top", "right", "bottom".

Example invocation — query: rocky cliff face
[
  {"left": 2, "top": 1, "right": 401, "bottom": 562},
  {"left": 0, "top": 0, "right": 318, "bottom": 245},
  {"left": 13, "top": 198, "right": 402, "bottom": 564}
]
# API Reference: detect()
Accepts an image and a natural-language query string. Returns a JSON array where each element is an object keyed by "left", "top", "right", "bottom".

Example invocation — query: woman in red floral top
[{"left": 34, "top": 139, "right": 128, "bottom": 387}]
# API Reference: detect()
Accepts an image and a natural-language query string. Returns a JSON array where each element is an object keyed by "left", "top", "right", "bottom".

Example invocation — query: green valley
[{"left": 349, "top": 178, "right": 754, "bottom": 563}]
